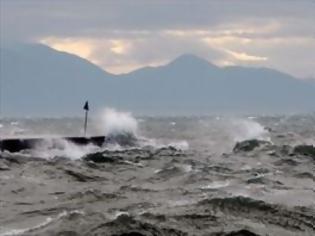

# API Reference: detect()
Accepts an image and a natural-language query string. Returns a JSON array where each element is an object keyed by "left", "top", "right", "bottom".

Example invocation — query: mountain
[
  {"left": 1, "top": 43, "right": 113, "bottom": 116},
  {"left": 1, "top": 43, "right": 314, "bottom": 116},
  {"left": 116, "top": 54, "right": 315, "bottom": 114}
]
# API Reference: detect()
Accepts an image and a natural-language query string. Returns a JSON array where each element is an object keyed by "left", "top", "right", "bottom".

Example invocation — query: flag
[{"left": 83, "top": 101, "right": 89, "bottom": 111}]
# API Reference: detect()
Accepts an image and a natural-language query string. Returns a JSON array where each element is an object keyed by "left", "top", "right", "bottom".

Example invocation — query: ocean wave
[{"left": 0, "top": 210, "right": 84, "bottom": 236}]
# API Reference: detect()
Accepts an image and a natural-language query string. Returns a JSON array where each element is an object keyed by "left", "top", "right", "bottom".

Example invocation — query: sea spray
[
  {"left": 229, "top": 118, "right": 270, "bottom": 142},
  {"left": 31, "top": 138, "right": 99, "bottom": 160},
  {"left": 6, "top": 109, "right": 189, "bottom": 159},
  {"left": 96, "top": 108, "right": 139, "bottom": 146},
  {"left": 95, "top": 108, "right": 190, "bottom": 150},
  {"left": 99, "top": 108, "right": 138, "bottom": 137}
]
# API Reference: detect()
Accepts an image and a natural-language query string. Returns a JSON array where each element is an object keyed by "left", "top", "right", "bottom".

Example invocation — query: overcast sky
[{"left": 1, "top": 0, "right": 314, "bottom": 78}]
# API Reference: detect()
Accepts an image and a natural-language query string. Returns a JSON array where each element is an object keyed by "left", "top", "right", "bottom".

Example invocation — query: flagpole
[
  {"left": 84, "top": 109, "right": 88, "bottom": 136},
  {"left": 83, "top": 101, "right": 89, "bottom": 137}
]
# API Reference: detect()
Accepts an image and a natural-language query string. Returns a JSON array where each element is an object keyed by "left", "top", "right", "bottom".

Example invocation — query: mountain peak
[{"left": 168, "top": 54, "right": 217, "bottom": 69}]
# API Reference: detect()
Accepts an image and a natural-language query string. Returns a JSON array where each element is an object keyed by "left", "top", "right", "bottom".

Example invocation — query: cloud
[
  {"left": 224, "top": 49, "right": 268, "bottom": 62},
  {"left": 2, "top": 1, "right": 314, "bottom": 39},
  {"left": 109, "top": 40, "right": 132, "bottom": 55},
  {"left": 38, "top": 27, "right": 314, "bottom": 77}
]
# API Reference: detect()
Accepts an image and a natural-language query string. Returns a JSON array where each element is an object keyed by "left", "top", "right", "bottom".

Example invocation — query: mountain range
[{"left": 1, "top": 43, "right": 314, "bottom": 116}]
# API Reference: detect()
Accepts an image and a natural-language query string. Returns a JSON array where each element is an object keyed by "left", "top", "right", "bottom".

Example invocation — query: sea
[{"left": 0, "top": 109, "right": 314, "bottom": 236}]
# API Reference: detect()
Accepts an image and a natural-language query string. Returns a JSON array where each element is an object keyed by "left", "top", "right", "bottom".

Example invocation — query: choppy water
[{"left": 0, "top": 113, "right": 315, "bottom": 236}]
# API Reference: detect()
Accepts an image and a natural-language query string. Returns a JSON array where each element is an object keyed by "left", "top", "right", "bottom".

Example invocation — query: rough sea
[{"left": 0, "top": 110, "right": 315, "bottom": 236}]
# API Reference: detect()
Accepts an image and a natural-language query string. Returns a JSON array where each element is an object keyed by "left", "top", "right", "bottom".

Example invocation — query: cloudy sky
[{"left": 1, "top": 0, "right": 314, "bottom": 78}]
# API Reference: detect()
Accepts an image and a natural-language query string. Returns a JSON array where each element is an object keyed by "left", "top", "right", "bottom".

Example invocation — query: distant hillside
[
  {"left": 1, "top": 43, "right": 314, "bottom": 116},
  {"left": 1, "top": 43, "right": 113, "bottom": 116},
  {"left": 115, "top": 54, "right": 315, "bottom": 114}
]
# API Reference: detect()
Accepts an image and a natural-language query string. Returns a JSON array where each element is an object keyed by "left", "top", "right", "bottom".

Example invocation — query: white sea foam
[
  {"left": 200, "top": 180, "right": 230, "bottom": 190},
  {"left": 167, "top": 198, "right": 197, "bottom": 207},
  {"left": 168, "top": 140, "right": 189, "bottom": 150},
  {"left": 110, "top": 211, "right": 129, "bottom": 220},
  {"left": 181, "top": 164, "right": 193, "bottom": 172},
  {"left": 139, "top": 138, "right": 189, "bottom": 150}
]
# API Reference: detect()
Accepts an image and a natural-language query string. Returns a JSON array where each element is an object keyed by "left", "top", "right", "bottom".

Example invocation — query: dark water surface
[{"left": 0, "top": 114, "right": 314, "bottom": 235}]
